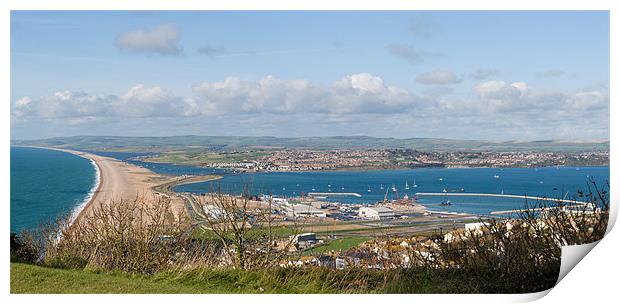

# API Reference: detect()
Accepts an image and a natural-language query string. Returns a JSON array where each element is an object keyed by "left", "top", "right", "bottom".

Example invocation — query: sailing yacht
[
  {"left": 367, "top": 185, "right": 372, "bottom": 192},
  {"left": 391, "top": 184, "right": 397, "bottom": 192},
  {"left": 413, "top": 179, "right": 418, "bottom": 188},
  {"left": 380, "top": 184, "right": 384, "bottom": 190},
  {"left": 405, "top": 181, "right": 410, "bottom": 190}
]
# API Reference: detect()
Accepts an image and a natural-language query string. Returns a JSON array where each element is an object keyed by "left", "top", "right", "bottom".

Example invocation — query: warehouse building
[{"left": 358, "top": 206, "right": 395, "bottom": 220}]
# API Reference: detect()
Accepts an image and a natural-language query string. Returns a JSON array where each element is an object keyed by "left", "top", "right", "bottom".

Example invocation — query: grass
[
  {"left": 145, "top": 150, "right": 268, "bottom": 166},
  {"left": 304, "top": 236, "right": 370, "bottom": 255},
  {"left": 10, "top": 263, "right": 387, "bottom": 294},
  {"left": 10, "top": 261, "right": 557, "bottom": 294}
]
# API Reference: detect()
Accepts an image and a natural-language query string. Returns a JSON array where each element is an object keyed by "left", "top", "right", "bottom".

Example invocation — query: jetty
[
  {"left": 414, "top": 192, "right": 587, "bottom": 205},
  {"left": 307, "top": 192, "right": 362, "bottom": 198}
]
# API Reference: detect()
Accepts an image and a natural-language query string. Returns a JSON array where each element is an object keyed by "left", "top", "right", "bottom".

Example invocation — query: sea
[
  {"left": 175, "top": 166, "right": 610, "bottom": 216},
  {"left": 10, "top": 146, "right": 610, "bottom": 232},
  {"left": 10, "top": 147, "right": 98, "bottom": 233}
]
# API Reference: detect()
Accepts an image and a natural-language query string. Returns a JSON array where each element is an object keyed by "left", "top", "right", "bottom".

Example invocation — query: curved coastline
[
  {"left": 16, "top": 146, "right": 164, "bottom": 222},
  {"left": 15, "top": 146, "right": 105, "bottom": 223},
  {"left": 69, "top": 157, "right": 101, "bottom": 224}
]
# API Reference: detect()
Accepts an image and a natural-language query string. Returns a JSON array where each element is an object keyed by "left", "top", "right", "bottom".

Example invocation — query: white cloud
[
  {"left": 416, "top": 70, "right": 462, "bottom": 85},
  {"left": 474, "top": 80, "right": 608, "bottom": 113},
  {"left": 192, "top": 73, "right": 419, "bottom": 115},
  {"left": 116, "top": 24, "right": 182, "bottom": 56},
  {"left": 118, "top": 84, "right": 197, "bottom": 117},
  {"left": 10, "top": 76, "right": 609, "bottom": 141}
]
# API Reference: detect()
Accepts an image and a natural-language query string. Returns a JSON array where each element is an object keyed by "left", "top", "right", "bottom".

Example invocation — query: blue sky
[{"left": 10, "top": 11, "right": 610, "bottom": 140}]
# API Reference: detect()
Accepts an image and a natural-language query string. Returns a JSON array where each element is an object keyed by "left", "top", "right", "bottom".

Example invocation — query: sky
[{"left": 10, "top": 11, "right": 610, "bottom": 141}]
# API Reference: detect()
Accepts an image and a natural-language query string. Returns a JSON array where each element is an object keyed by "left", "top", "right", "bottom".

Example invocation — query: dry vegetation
[{"left": 10, "top": 180, "right": 609, "bottom": 293}]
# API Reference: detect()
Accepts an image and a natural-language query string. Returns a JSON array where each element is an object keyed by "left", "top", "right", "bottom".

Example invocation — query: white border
[{"left": 2, "top": 1, "right": 617, "bottom": 303}]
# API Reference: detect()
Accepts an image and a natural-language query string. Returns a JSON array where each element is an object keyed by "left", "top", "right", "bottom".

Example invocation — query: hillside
[{"left": 11, "top": 135, "right": 609, "bottom": 153}]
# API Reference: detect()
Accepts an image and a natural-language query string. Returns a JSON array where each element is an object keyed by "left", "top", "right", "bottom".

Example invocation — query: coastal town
[{"left": 142, "top": 148, "right": 610, "bottom": 172}]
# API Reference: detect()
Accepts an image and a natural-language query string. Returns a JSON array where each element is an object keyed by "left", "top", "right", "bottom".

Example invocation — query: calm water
[
  {"left": 10, "top": 147, "right": 97, "bottom": 233},
  {"left": 82, "top": 150, "right": 228, "bottom": 176},
  {"left": 11, "top": 146, "right": 610, "bottom": 232},
  {"left": 176, "top": 167, "right": 610, "bottom": 215}
]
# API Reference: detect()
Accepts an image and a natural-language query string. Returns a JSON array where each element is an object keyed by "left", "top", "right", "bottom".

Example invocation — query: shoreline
[
  {"left": 15, "top": 145, "right": 165, "bottom": 222},
  {"left": 16, "top": 146, "right": 109, "bottom": 223},
  {"left": 69, "top": 157, "right": 102, "bottom": 224}
]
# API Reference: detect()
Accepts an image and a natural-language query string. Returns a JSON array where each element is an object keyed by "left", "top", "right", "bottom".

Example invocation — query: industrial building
[
  {"left": 287, "top": 204, "right": 327, "bottom": 218},
  {"left": 358, "top": 206, "right": 395, "bottom": 220}
]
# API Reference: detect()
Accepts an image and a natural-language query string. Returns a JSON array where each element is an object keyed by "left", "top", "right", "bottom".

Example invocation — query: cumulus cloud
[
  {"left": 10, "top": 75, "right": 608, "bottom": 141},
  {"left": 11, "top": 85, "right": 197, "bottom": 121},
  {"left": 192, "top": 73, "right": 418, "bottom": 115},
  {"left": 470, "top": 68, "right": 500, "bottom": 80},
  {"left": 474, "top": 80, "right": 609, "bottom": 113},
  {"left": 12, "top": 74, "right": 423, "bottom": 123},
  {"left": 386, "top": 43, "right": 439, "bottom": 64},
  {"left": 416, "top": 70, "right": 462, "bottom": 85},
  {"left": 116, "top": 24, "right": 182, "bottom": 56}
]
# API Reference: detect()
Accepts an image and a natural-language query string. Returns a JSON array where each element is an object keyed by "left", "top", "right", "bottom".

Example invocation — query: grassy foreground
[
  {"left": 11, "top": 263, "right": 390, "bottom": 294},
  {"left": 12, "top": 262, "right": 507, "bottom": 294}
]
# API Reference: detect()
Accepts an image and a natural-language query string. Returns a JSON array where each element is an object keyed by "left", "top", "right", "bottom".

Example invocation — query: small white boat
[
  {"left": 494, "top": 175, "right": 500, "bottom": 179},
  {"left": 405, "top": 181, "right": 410, "bottom": 190},
  {"left": 439, "top": 178, "right": 443, "bottom": 181},
  {"left": 391, "top": 184, "right": 397, "bottom": 192},
  {"left": 442, "top": 188, "right": 447, "bottom": 193},
  {"left": 413, "top": 179, "right": 418, "bottom": 188},
  {"left": 282, "top": 187, "right": 286, "bottom": 190},
  {"left": 367, "top": 185, "right": 372, "bottom": 192},
  {"left": 380, "top": 184, "right": 384, "bottom": 190}
]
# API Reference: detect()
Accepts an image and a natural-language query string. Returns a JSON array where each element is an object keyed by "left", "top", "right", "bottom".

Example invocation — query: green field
[
  {"left": 12, "top": 135, "right": 609, "bottom": 153},
  {"left": 144, "top": 150, "right": 268, "bottom": 166}
]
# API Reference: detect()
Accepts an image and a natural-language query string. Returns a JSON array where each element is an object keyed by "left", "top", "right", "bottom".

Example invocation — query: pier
[
  {"left": 308, "top": 192, "right": 362, "bottom": 198},
  {"left": 414, "top": 192, "right": 587, "bottom": 205}
]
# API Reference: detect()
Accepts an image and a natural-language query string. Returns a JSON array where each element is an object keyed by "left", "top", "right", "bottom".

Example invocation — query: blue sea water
[
  {"left": 82, "top": 150, "right": 228, "bottom": 176},
  {"left": 11, "top": 146, "right": 610, "bottom": 232},
  {"left": 10, "top": 147, "right": 97, "bottom": 233},
  {"left": 175, "top": 166, "right": 610, "bottom": 216}
]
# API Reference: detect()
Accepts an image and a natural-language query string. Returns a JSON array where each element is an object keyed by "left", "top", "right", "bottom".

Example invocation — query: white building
[
  {"left": 465, "top": 222, "right": 489, "bottom": 236},
  {"left": 288, "top": 204, "right": 327, "bottom": 218},
  {"left": 358, "top": 206, "right": 395, "bottom": 220},
  {"left": 203, "top": 204, "right": 226, "bottom": 220},
  {"left": 271, "top": 197, "right": 290, "bottom": 206}
]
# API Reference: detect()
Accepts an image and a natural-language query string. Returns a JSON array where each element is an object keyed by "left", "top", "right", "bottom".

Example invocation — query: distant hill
[{"left": 11, "top": 135, "right": 609, "bottom": 153}]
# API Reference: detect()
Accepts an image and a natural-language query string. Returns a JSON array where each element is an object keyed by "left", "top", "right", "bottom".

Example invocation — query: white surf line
[
  {"left": 23, "top": 146, "right": 103, "bottom": 226},
  {"left": 68, "top": 156, "right": 101, "bottom": 225}
]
